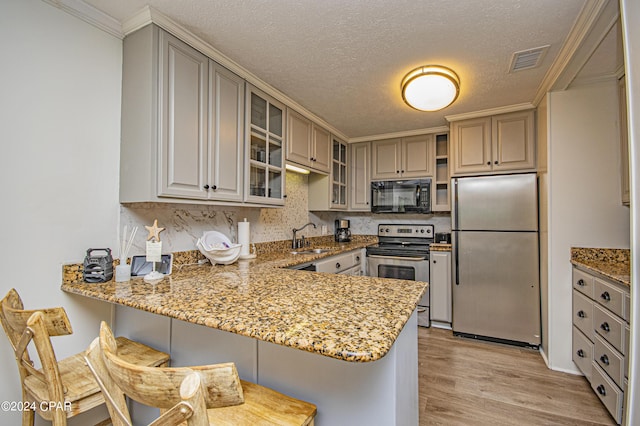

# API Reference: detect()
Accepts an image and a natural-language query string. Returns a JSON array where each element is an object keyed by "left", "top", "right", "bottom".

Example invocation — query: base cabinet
[
  {"left": 429, "top": 251, "right": 451, "bottom": 326},
  {"left": 571, "top": 266, "right": 629, "bottom": 424}
]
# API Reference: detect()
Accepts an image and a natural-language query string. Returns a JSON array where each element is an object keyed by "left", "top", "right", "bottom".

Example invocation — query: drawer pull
[
  {"left": 576, "top": 349, "right": 585, "bottom": 358},
  {"left": 596, "top": 385, "right": 607, "bottom": 396},
  {"left": 577, "top": 310, "right": 586, "bottom": 318},
  {"left": 600, "top": 354, "right": 610, "bottom": 366},
  {"left": 600, "top": 322, "right": 610, "bottom": 333},
  {"left": 336, "top": 262, "right": 341, "bottom": 269},
  {"left": 577, "top": 279, "right": 585, "bottom": 287},
  {"left": 600, "top": 291, "right": 611, "bottom": 302}
]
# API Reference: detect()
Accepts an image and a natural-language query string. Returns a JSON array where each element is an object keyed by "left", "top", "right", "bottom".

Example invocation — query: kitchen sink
[{"left": 290, "top": 248, "right": 333, "bottom": 255}]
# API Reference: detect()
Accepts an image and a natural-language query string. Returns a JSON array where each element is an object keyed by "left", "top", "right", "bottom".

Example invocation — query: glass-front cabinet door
[
  {"left": 331, "top": 137, "right": 348, "bottom": 208},
  {"left": 245, "top": 85, "right": 285, "bottom": 204}
]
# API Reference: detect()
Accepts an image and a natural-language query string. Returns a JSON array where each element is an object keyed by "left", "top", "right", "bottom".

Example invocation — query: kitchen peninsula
[{"left": 62, "top": 239, "right": 426, "bottom": 425}]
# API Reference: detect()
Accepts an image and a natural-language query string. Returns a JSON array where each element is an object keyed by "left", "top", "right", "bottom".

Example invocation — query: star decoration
[{"left": 145, "top": 219, "right": 165, "bottom": 242}]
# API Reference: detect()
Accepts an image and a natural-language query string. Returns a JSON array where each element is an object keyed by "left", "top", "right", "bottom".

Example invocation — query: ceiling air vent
[{"left": 509, "top": 45, "right": 550, "bottom": 73}]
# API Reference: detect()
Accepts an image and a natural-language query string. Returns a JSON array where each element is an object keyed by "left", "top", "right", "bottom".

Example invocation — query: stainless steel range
[{"left": 366, "top": 223, "right": 433, "bottom": 327}]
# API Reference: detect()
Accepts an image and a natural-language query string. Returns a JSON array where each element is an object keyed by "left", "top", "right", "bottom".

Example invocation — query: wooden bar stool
[
  {"left": 0, "top": 288, "right": 170, "bottom": 426},
  {"left": 85, "top": 321, "right": 317, "bottom": 426}
]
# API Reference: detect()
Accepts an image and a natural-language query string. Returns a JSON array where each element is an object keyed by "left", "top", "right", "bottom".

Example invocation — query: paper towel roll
[{"left": 238, "top": 218, "right": 250, "bottom": 256}]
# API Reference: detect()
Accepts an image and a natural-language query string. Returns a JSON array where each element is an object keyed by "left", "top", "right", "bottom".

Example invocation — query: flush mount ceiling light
[{"left": 401, "top": 65, "right": 460, "bottom": 111}]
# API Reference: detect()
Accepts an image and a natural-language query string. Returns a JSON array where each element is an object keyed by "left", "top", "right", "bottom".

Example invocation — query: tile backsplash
[{"left": 119, "top": 171, "right": 451, "bottom": 257}]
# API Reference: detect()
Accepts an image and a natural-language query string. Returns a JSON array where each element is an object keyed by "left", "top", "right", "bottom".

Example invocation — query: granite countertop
[
  {"left": 570, "top": 247, "right": 630, "bottom": 286},
  {"left": 61, "top": 236, "right": 427, "bottom": 363}
]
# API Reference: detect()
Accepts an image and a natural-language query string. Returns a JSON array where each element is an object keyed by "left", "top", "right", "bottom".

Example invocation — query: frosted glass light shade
[{"left": 401, "top": 65, "right": 460, "bottom": 111}]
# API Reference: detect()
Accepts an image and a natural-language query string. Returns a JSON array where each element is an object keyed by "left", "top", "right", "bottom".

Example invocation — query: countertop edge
[{"left": 62, "top": 237, "right": 425, "bottom": 363}]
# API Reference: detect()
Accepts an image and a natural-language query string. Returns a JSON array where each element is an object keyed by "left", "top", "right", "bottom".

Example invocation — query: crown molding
[
  {"left": 348, "top": 125, "right": 450, "bottom": 144},
  {"left": 533, "top": 0, "right": 619, "bottom": 106},
  {"left": 42, "top": 0, "right": 122, "bottom": 38},
  {"left": 121, "top": 6, "right": 350, "bottom": 142},
  {"left": 444, "top": 103, "right": 535, "bottom": 123},
  {"left": 569, "top": 72, "right": 619, "bottom": 89}
]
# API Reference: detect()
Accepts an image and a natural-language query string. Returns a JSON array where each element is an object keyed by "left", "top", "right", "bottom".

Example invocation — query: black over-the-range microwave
[{"left": 370, "top": 178, "right": 431, "bottom": 214}]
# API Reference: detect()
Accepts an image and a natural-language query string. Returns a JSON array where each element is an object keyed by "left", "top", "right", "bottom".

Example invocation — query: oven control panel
[{"left": 377, "top": 224, "right": 434, "bottom": 238}]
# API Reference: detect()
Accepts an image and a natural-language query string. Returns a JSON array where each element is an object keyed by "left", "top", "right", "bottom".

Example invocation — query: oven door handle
[{"left": 367, "top": 255, "right": 427, "bottom": 262}]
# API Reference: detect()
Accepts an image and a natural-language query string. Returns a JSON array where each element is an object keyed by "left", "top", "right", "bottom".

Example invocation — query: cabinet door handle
[
  {"left": 600, "top": 291, "right": 611, "bottom": 302},
  {"left": 203, "top": 184, "right": 210, "bottom": 190},
  {"left": 494, "top": 160, "right": 498, "bottom": 165},
  {"left": 577, "top": 279, "right": 585, "bottom": 287},
  {"left": 596, "top": 385, "right": 606, "bottom": 396},
  {"left": 486, "top": 161, "right": 491, "bottom": 165},
  {"left": 577, "top": 310, "right": 586, "bottom": 318},
  {"left": 396, "top": 170, "right": 400, "bottom": 174},
  {"left": 212, "top": 185, "right": 217, "bottom": 190},
  {"left": 600, "top": 354, "right": 610, "bottom": 366},
  {"left": 336, "top": 262, "right": 341, "bottom": 269},
  {"left": 433, "top": 260, "right": 437, "bottom": 264},
  {"left": 600, "top": 322, "right": 610, "bottom": 333},
  {"left": 401, "top": 170, "right": 405, "bottom": 173},
  {"left": 576, "top": 349, "right": 585, "bottom": 358}
]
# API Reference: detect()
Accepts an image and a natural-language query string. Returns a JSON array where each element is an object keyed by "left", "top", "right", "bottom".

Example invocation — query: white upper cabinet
[
  {"left": 120, "top": 25, "right": 245, "bottom": 204},
  {"left": 349, "top": 142, "right": 371, "bottom": 211},
  {"left": 451, "top": 110, "right": 535, "bottom": 176},
  {"left": 206, "top": 61, "right": 245, "bottom": 201},
  {"left": 245, "top": 85, "right": 286, "bottom": 205},
  {"left": 309, "top": 136, "right": 348, "bottom": 211},
  {"left": 371, "top": 135, "right": 433, "bottom": 180},
  {"left": 158, "top": 30, "right": 209, "bottom": 199},
  {"left": 286, "top": 108, "right": 331, "bottom": 173}
]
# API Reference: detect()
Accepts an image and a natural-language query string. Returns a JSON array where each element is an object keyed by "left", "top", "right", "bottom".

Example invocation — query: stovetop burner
[{"left": 367, "top": 224, "right": 434, "bottom": 257}]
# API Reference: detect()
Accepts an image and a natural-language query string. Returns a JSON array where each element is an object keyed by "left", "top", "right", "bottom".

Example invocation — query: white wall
[
  {"left": 546, "top": 81, "right": 630, "bottom": 373},
  {"left": 0, "top": 0, "right": 122, "bottom": 423}
]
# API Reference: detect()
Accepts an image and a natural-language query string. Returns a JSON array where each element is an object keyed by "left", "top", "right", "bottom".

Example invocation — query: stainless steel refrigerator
[{"left": 451, "top": 173, "right": 541, "bottom": 347}]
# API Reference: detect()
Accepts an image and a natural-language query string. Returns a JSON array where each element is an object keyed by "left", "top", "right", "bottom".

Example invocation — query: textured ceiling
[{"left": 82, "top": 0, "right": 614, "bottom": 139}]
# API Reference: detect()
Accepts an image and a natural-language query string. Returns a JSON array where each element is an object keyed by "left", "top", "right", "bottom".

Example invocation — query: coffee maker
[{"left": 334, "top": 219, "right": 352, "bottom": 242}]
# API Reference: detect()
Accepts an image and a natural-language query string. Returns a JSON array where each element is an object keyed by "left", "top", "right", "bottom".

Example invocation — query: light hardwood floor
[{"left": 418, "top": 327, "right": 616, "bottom": 425}]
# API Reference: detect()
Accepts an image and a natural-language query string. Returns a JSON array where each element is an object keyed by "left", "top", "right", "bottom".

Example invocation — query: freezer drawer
[{"left": 452, "top": 230, "right": 540, "bottom": 345}]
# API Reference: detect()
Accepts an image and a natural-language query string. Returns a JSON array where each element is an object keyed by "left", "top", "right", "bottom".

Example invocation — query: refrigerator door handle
[
  {"left": 454, "top": 231, "right": 459, "bottom": 285},
  {"left": 452, "top": 179, "right": 459, "bottom": 230}
]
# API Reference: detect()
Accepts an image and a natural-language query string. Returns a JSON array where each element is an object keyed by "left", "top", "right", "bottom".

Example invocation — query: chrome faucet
[{"left": 292, "top": 222, "right": 317, "bottom": 249}]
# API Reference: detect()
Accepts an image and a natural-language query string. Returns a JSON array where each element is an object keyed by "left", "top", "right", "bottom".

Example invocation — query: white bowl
[
  {"left": 196, "top": 238, "right": 242, "bottom": 265},
  {"left": 198, "top": 231, "right": 232, "bottom": 251}
]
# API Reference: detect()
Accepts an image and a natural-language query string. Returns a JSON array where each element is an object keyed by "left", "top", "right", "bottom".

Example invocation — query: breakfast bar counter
[{"left": 62, "top": 238, "right": 426, "bottom": 425}]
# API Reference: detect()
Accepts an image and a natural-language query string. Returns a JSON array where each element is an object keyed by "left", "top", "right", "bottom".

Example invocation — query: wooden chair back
[
  {"left": 84, "top": 321, "right": 244, "bottom": 426},
  {"left": 0, "top": 288, "right": 74, "bottom": 425}
]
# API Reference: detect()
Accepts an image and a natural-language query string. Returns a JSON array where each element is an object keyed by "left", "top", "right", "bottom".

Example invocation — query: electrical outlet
[{"left": 321, "top": 225, "right": 328, "bottom": 235}]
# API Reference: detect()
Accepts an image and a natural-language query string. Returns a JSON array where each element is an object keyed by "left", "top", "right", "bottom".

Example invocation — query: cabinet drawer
[
  {"left": 625, "top": 325, "right": 630, "bottom": 377},
  {"left": 591, "top": 362, "right": 623, "bottom": 424},
  {"left": 593, "top": 304, "right": 625, "bottom": 353},
  {"left": 624, "top": 293, "right": 630, "bottom": 322},
  {"left": 572, "top": 326, "right": 593, "bottom": 381},
  {"left": 573, "top": 268, "right": 594, "bottom": 298},
  {"left": 572, "top": 291, "right": 593, "bottom": 338},
  {"left": 593, "top": 277, "right": 624, "bottom": 319},
  {"left": 594, "top": 333, "right": 624, "bottom": 388}
]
